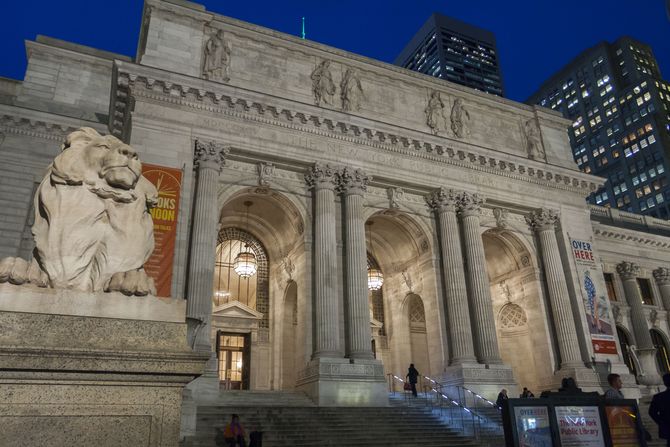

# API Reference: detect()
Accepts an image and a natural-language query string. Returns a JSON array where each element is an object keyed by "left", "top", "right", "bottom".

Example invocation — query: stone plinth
[
  {"left": 296, "top": 357, "right": 388, "bottom": 406},
  {"left": 0, "top": 284, "right": 209, "bottom": 447},
  {"left": 439, "top": 363, "right": 517, "bottom": 403}
]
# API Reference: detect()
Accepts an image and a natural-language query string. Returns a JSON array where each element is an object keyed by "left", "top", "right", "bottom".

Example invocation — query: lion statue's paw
[
  {"left": 0, "top": 257, "right": 49, "bottom": 287},
  {"left": 105, "top": 269, "right": 157, "bottom": 296}
]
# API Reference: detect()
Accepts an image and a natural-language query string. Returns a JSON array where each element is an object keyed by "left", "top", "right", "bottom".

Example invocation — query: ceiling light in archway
[
  {"left": 366, "top": 221, "right": 384, "bottom": 291},
  {"left": 233, "top": 201, "right": 258, "bottom": 278}
]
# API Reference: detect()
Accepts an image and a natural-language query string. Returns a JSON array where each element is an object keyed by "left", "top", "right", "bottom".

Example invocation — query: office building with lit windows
[
  {"left": 394, "top": 13, "right": 504, "bottom": 96},
  {"left": 528, "top": 37, "right": 670, "bottom": 219}
]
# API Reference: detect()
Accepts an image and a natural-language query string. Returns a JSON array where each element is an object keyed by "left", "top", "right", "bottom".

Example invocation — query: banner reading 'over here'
[{"left": 142, "top": 163, "right": 183, "bottom": 297}]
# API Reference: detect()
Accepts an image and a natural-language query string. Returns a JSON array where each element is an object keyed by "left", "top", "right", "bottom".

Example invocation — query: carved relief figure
[
  {"left": 524, "top": 118, "right": 546, "bottom": 161},
  {"left": 493, "top": 207, "right": 509, "bottom": 229},
  {"left": 0, "top": 127, "right": 158, "bottom": 296},
  {"left": 425, "top": 91, "right": 446, "bottom": 135},
  {"left": 202, "top": 30, "right": 231, "bottom": 82},
  {"left": 450, "top": 98, "right": 470, "bottom": 138},
  {"left": 340, "top": 68, "right": 364, "bottom": 112},
  {"left": 310, "top": 60, "right": 336, "bottom": 106}
]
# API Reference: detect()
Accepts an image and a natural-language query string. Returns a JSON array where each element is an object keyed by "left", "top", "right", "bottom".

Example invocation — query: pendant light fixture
[
  {"left": 366, "top": 221, "right": 384, "bottom": 291},
  {"left": 233, "top": 201, "right": 258, "bottom": 278}
]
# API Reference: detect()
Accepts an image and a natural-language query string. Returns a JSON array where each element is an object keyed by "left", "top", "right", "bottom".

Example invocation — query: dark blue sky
[{"left": 1, "top": 0, "right": 668, "bottom": 102}]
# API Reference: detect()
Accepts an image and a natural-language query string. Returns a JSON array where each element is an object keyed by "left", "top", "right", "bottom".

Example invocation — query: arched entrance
[
  {"left": 483, "top": 229, "right": 553, "bottom": 393},
  {"left": 406, "top": 293, "right": 430, "bottom": 377},
  {"left": 651, "top": 329, "right": 670, "bottom": 375},
  {"left": 214, "top": 189, "right": 306, "bottom": 390}
]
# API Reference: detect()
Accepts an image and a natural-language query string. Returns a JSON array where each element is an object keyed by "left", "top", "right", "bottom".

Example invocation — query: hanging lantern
[
  {"left": 233, "top": 246, "right": 257, "bottom": 278},
  {"left": 366, "top": 221, "right": 384, "bottom": 291},
  {"left": 233, "top": 201, "right": 258, "bottom": 278},
  {"left": 367, "top": 266, "right": 384, "bottom": 291}
]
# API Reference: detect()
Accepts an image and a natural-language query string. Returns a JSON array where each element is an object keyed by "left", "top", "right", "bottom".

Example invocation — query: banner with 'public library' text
[
  {"left": 569, "top": 237, "right": 618, "bottom": 355},
  {"left": 142, "top": 164, "right": 183, "bottom": 297}
]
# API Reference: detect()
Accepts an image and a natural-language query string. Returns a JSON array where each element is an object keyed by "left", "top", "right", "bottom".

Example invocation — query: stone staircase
[
  {"left": 638, "top": 396, "right": 665, "bottom": 447},
  {"left": 182, "top": 390, "right": 501, "bottom": 447}
]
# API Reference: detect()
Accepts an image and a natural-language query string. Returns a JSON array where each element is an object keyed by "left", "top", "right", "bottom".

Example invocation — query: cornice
[
  {"left": 592, "top": 223, "right": 670, "bottom": 249},
  {"left": 0, "top": 112, "right": 95, "bottom": 142},
  {"left": 112, "top": 63, "right": 602, "bottom": 196}
]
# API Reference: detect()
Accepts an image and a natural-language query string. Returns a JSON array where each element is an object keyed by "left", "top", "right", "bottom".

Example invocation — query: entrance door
[{"left": 217, "top": 332, "right": 251, "bottom": 390}]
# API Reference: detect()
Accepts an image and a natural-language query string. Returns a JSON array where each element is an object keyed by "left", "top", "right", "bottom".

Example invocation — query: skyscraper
[
  {"left": 394, "top": 13, "right": 504, "bottom": 96},
  {"left": 528, "top": 37, "right": 670, "bottom": 219}
]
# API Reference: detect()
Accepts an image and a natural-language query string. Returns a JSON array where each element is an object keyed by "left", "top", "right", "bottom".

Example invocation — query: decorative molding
[
  {"left": 525, "top": 208, "right": 559, "bottom": 232},
  {"left": 616, "top": 262, "right": 640, "bottom": 280},
  {"left": 493, "top": 207, "right": 509, "bottom": 229},
  {"left": 653, "top": 267, "right": 670, "bottom": 285},
  {"left": 111, "top": 68, "right": 603, "bottom": 195},
  {"left": 426, "top": 187, "right": 458, "bottom": 213},
  {"left": 194, "top": 139, "right": 230, "bottom": 171},
  {"left": 305, "top": 162, "right": 338, "bottom": 190},
  {"left": 592, "top": 226, "right": 670, "bottom": 249},
  {"left": 457, "top": 191, "right": 483, "bottom": 217},
  {"left": 337, "top": 166, "right": 370, "bottom": 195},
  {"left": 0, "top": 114, "right": 84, "bottom": 142},
  {"left": 257, "top": 162, "right": 275, "bottom": 186}
]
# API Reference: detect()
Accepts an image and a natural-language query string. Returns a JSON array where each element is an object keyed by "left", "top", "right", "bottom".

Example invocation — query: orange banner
[{"left": 142, "top": 163, "right": 183, "bottom": 297}]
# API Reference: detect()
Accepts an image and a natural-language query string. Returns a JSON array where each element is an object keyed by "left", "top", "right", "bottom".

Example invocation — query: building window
[
  {"left": 604, "top": 273, "right": 617, "bottom": 301},
  {"left": 637, "top": 278, "right": 654, "bottom": 305},
  {"left": 651, "top": 329, "right": 670, "bottom": 374}
]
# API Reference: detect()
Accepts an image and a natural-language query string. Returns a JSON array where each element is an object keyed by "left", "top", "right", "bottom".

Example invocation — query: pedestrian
[
  {"left": 520, "top": 387, "right": 535, "bottom": 398},
  {"left": 223, "top": 414, "right": 247, "bottom": 447},
  {"left": 604, "top": 373, "right": 625, "bottom": 399},
  {"left": 406, "top": 363, "right": 419, "bottom": 398},
  {"left": 649, "top": 373, "right": 670, "bottom": 446},
  {"left": 496, "top": 389, "right": 508, "bottom": 409}
]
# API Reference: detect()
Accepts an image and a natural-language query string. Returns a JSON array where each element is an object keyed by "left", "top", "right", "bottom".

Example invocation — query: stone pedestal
[
  {"left": 0, "top": 284, "right": 208, "bottom": 447},
  {"left": 295, "top": 357, "right": 388, "bottom": 406},
  {"left": 439, "top": 363, "right": 516, "bottom": 403}
]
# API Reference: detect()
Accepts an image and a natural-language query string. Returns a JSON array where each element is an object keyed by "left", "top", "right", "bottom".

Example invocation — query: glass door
[{"left": 217, "top": 332, "right": 250, "bottom": 390}]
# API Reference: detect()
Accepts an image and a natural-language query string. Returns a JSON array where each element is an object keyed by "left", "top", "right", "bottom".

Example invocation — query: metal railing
[{"left": 386, "top": 373, "right": 504, "bottom": 442}]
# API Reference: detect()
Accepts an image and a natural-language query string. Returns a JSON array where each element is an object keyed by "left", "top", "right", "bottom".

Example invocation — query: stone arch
[
  {"left": 404, "top": 293, "right": 430, "bottom": 377},
  {"left": 650, "top": 328, "right": 670, "bottom": 375},
  {"left": 483, "top": 228, "right": 553, "bottom": 392},
  {"left": 364, "top": 210, "right": 443, "bottom": 377},
  {"left": 281, "top": 280, "right": 298, "bottom": 389}
]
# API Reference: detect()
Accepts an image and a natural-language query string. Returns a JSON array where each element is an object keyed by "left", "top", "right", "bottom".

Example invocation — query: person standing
[
  {"left": 496, "top": 389, "right": 508, "bottom": 409},
  {"left": 520, "top": 387, "right": 535, "bottom": 398},
  {"left": 223, "top": 414, "right": 247, "bottom": 447},
  {"left": 406, "top": 364, "right": 419, "bottom": 398},
  {"left": 604, "top": 373, "right": 625, "bottom": 399},
  {"left": 650, "top": 373, "right": 670, "bottom": 446}
]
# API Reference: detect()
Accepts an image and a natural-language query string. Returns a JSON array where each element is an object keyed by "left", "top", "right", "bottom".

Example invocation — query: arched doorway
[
  {"left": 407, "top": 293, "right": 430, "bottom": 377},
  {"left": 281, "top": 281, "right": 298, "bottom": 389},
  {"left": 616, "top": 325, "right": 637, "bottom": 377},
  {"left": 483, "top": 229, "right": 553, "bottom": 392},
  {"left": 651, "top": 329, "right": 670, "bottom": 375}
]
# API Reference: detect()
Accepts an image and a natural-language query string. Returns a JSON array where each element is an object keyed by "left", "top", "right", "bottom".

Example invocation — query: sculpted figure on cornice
[
  {"left": 341, "top": 68, "right": 364, "bottom": 112},
  {"left": 450, "top": 98, "right": 470, "bottom": 138},
  {"left": 387, "top": 187, "right": 405, "bottom": 209},
  {"left": 493, "top": 207, "right": 509, "bottom": 229},
  {"left": 425, "top": 91, "right": 446, "bottom": 135},
  {"left": 202, "top": 30, "right": 231, "bottom": 83},
  {"left": 310, "top": 60, "right": 336, "bottom": 107},
  {"left": 524, "top": 118, "right": 546, "bottom": 162},
  {"left": 0, "top": 128, "right": 158, "bottom": 296}
]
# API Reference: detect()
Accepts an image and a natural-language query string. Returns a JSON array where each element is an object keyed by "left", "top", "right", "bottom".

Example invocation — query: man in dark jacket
[
  {"left": 406, "top": 364, "right": 419, "bottom": 397},
  {"left": 650, "top": 373, "right": 670, "bottom": 446}
]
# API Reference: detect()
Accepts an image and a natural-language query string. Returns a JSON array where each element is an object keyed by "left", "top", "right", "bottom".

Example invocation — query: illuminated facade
[
  {"left": 394, "top": 13, "right": 504, "bottom": 96},
  {"left": 527, "top": 37, "right": 670, "bottom": 219}
]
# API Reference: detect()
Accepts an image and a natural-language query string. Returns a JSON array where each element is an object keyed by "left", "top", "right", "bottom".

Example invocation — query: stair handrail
[{"left": 460, "top": 385, "right": 498, "bottom": 409}]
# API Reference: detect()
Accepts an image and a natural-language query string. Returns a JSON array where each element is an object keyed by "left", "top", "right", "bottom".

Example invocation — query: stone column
[
  {"left": 338, "top": 167, "right": 374, "bottom": 360},
  {"left": 187, "top": 140, "right": 229, "bottom": 351},
  {"left": 305, "top": 163, "right": 341, "bottom": 358},
  {"left": 428, "top": 188, "right": 477, "bottom": 364},
  {"left": 525, "top": 208, "right": 582, "bottom": 368},
  {"left": 617, "top": 262, "right": 660, "bottom": 385},
  {"left": 653, "top": 267, "right": 670, "bottom": 313},
  {"left": 457, "top": 192, "right": 502, "bottom": 365}
]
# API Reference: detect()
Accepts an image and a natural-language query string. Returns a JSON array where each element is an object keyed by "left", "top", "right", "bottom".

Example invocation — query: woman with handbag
[{"left": 406, "top": 364, "right": 419, "bottom": 397}]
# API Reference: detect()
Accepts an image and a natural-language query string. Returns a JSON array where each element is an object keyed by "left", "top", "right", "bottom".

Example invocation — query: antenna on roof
[{"left": 301, "top": 17, "right": 306, "bottom": 40}]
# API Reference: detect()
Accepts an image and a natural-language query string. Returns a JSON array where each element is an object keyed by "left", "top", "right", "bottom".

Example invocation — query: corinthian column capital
[
  {"left": 525, "top": 208, "right": 559, "bottom": 232},
  {"left": 426, "top": 187, "right": 458, "bottom": 212},
  {"left": 653, "top": 267, "right": 670, "bottom": 285},
  {"left": 337, "top": 167, "right": 371, "bottom": 195},
  {"left": 457, "top": 191, "right": 484, "bottom": 217},
  {"left": 305, "top": 162, "right": 338, "bottom": 190},
  {"left": 194, "top": 140, "right": 230, "bottom": 172},
  {"left": 617, "top": 262, "right": 641, "bottom": 280}
]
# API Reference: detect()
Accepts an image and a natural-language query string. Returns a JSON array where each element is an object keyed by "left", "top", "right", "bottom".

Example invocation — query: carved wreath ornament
[{"left": 0, "top": 128, "right": 158, "bottom": 296}]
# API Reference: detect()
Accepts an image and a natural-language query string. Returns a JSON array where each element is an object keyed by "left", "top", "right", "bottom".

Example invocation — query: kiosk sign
[
  {"left": 514, "top": 406, "right": 552, "bottom": 447},
  {"left": 555, "top": 406, "right": 605, "bottom": 446}
]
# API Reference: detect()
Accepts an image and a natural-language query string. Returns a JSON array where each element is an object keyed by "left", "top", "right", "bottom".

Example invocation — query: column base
[
  {"left": 636, "top": 348, "right": 663, "bottom": 386},
  {"left": 438, "top": 362, "right": 517, "bottom": 403},
  {"left": 544, "top": 365, "right": 603, "bottom": 393},
  {"left": 296, "top": 357, "right": 388, "bottom": 406}
]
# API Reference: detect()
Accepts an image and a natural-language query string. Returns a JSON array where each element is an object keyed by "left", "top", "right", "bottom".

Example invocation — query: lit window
[
  {"left": 645, "top": 124, "right": 653, "bottom": 132},
  {"left": 644, "top": 92, "right": 651, "bottom": 101},
  {"left": 648, "top": 135, "right": 656, "bottom": 144},
  {"left": 637, "top": 97, "right": 644, "bottom": 106}
]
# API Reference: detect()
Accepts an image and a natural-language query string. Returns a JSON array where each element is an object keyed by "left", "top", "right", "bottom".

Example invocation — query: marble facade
[{"left": 2, "top": 0, "right": 670, "bottom": 419}]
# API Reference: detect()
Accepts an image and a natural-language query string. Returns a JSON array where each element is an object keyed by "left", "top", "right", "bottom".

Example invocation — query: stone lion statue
[{"left": 0, "top": 127, "right": 158, "bottom": 296}]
